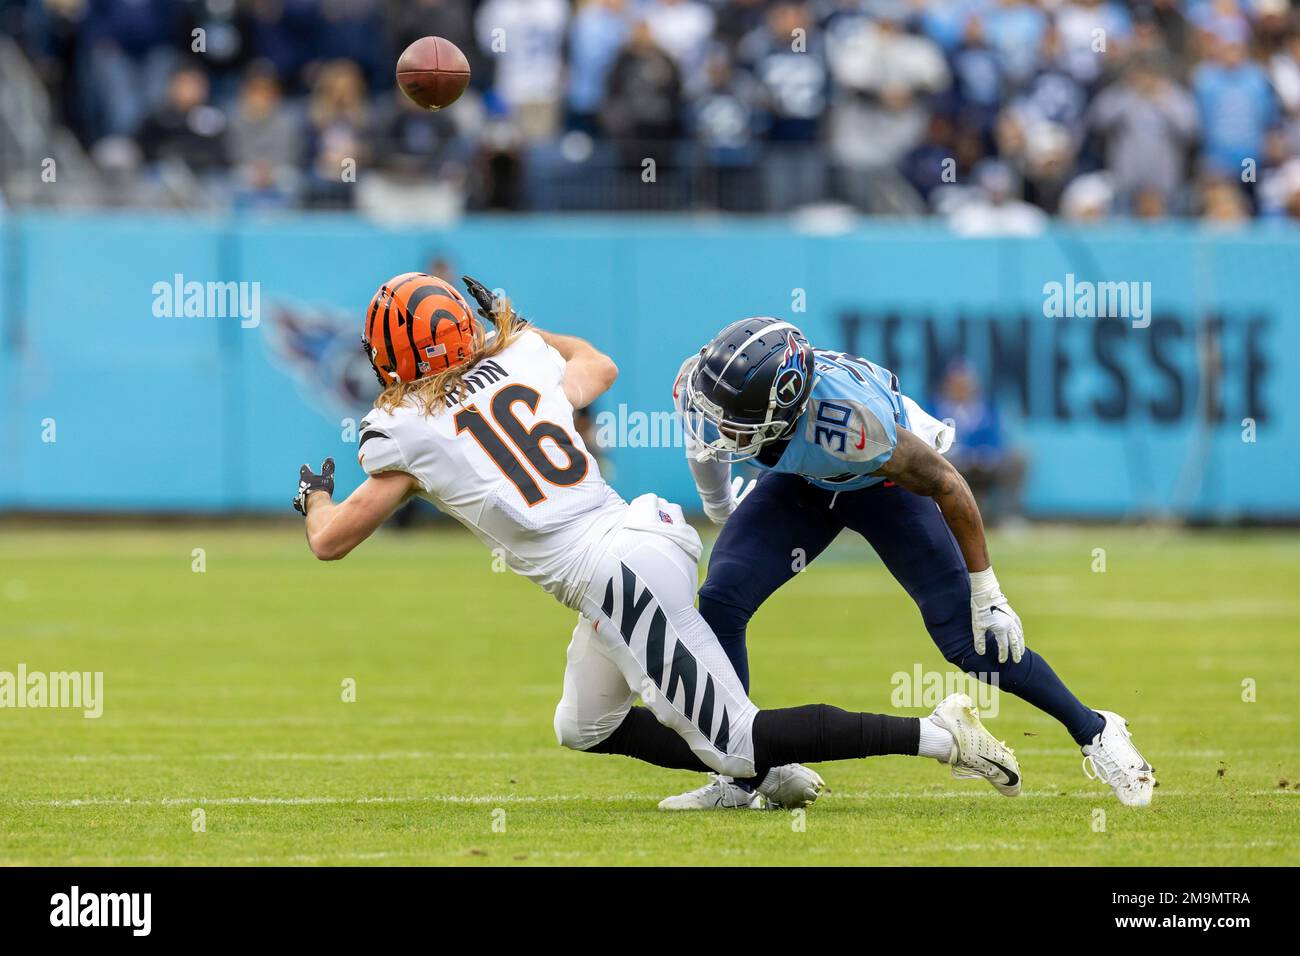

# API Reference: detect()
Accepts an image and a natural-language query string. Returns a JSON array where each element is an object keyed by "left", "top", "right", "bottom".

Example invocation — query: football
[{"left": 396, "top": 36, "right": 470, "bottom": 111}]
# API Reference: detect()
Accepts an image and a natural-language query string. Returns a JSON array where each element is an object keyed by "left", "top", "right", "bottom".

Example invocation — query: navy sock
[{"left": 950, "top": 646, "right": 1105, "bottom": 746}]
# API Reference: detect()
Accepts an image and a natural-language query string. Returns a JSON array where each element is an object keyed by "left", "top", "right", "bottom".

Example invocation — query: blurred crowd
[{"left": 4, "top": 0, "right": 1300, "bottom": 221}]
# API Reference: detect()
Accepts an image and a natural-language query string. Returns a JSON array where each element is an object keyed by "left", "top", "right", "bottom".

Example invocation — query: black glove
[
  {"left": 461, "top": 275, "right": 528, "bottom": 330},
  {"left": 293, "top": 458, "right": 335, "bottom": 516}
]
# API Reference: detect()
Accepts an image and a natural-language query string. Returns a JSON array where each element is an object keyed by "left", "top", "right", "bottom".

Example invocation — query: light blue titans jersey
[{"left": 756, "top": 350, "right": 909, "bottom": 491}]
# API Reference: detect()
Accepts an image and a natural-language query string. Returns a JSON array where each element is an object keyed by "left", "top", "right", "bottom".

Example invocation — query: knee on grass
[{"left": 553, "top": 706, "right": 620, "bottom": 752}]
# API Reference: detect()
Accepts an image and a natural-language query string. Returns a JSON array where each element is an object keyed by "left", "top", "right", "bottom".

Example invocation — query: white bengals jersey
[{"left": 358, "top": 330, "right": 627, "bottom": 607}]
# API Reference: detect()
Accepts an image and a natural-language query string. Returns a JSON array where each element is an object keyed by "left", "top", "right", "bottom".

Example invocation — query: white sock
[{"left": 917, "top": 716, "right": 956, "bottom": 761}]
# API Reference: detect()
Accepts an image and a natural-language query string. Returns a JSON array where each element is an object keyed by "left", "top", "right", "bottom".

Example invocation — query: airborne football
[
  {"left": 396, "top": 36, "right": 471, "bottom": 112},
  {"left": 0, "top": 0, "right": 1294, "bottom": 930}
]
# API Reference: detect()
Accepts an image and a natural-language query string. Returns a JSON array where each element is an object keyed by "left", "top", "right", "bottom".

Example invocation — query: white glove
[
  {"left": 703, "top": 476, "right": 756, "bottom": 526},
  {"left": 969, "top": 567, "right": 1024, "bottom": 664}
]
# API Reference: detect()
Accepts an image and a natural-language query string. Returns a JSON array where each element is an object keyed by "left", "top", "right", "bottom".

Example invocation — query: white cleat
[
  {"left": 756, "top": 763, "right": 826, "bottom": 809},
  {"left": 657, "top": 764, "right": 826, "bottom": 811},
  {"left": 1082, "top": 710, "right": 1155, "bottom": 807},
  {"left": 658, "top": 774, "right": 763, "bottom": 811},
  {"left": 929, "top": 692, "right": 1021, "bottom": 796}
]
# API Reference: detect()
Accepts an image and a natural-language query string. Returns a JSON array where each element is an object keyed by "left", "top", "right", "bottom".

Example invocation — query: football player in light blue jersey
[
  {"left": 660, "top": 317, "right": 1155, "bottom": 811},
  {"left": 727, "top": 347, "right": 909, "bottom": 491}
]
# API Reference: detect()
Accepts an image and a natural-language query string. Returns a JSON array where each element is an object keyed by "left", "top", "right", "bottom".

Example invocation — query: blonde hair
[{"left": 374, "top": 300, "right": 529, "bottom": 417}]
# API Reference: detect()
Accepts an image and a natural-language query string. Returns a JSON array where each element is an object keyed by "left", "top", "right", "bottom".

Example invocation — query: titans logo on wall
[{"left": 262, "top": 302, "right": 376, "bottom": 419}]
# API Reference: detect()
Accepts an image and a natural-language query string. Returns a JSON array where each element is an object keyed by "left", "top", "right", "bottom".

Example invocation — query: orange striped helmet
[{"left": 362, "top": 273, "right": 477, "bottom": 386}]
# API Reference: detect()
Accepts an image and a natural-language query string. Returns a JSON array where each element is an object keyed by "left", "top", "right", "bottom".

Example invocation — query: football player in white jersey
[{"left": 291, "top": 273, "right": 1024, "bottom": 808}]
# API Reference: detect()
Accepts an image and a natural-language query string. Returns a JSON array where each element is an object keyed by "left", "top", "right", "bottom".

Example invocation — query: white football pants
[{"left": 553, "top": 520, "right": 759, "bottom": 778}]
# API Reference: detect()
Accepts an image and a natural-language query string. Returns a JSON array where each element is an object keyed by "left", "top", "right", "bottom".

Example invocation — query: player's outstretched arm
[
  {"left": 458, "top": 275, "right": 616, "bottom": 408},
  {"left": 874, "top": 427, "right": 1024, "bottom": 663},
  {"left": 294, "top": 460, "right": 416, "bottom": 561},
  {"left": 535, "top": 329, "right": 618, "bottom": 409}
]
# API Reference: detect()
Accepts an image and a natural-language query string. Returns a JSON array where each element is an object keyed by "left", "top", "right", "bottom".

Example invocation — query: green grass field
[{"left": 1, "top": 522, "right": 1297, "bottom": 866}]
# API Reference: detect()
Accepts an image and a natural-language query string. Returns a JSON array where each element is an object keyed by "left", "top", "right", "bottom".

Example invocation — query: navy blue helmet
[{"left": 682, "top": 317, "right": 815, "bottom": 463}]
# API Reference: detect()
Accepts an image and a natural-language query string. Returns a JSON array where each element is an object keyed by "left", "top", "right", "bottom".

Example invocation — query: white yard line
[
  {"left": 8, "top": 788, "right": 1297, "bottom": 808},
  {"left": 0, "top": 751, "right": 521, "bottom": 763},
  {"left": 0, "top": 746, "right": 1250, "bottom": 762},
  {"left": 14, "top": 794, "right": 622, "bottom": 808}
]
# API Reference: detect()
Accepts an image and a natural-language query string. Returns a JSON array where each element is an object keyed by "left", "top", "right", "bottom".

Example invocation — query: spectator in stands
[
  {"left": 1264, "top": 13, "right": 1300, "bottom": 170},
  {"left": 1019, "top": 119, "right": 1078, "bottom": 213},
  {"left": 25, "top": 0, "right": 89, "bottom": 139},
  {"left": 228, "top": 61, "right": 302, "bottom": 209},
  {"left": 826, "top": 0, "right": 949, "bottom": 209},
  {"left": 364, "top": 78, "right": 475, "bottom": 221},
  {"left": 947, "top": 12, "right": 1005, "bottom": 137},
  {"left": 82, "top": 0, "right": 184, "bottom": 139},
  {"left": 1129, "top": 3, "right": 1187, "bottom": 79},
  {"left": 930, "top": 360, "right": 1027, "bottom": 527},
  {"left": 903, "top": 113, "right": 959, "bottom": 204},
  {"left": 1139, "top": 0, "right": 1191, "bottom": 71},
  {"left": 984, "top": 0, "right": 1051, "bottom": 90},
  {"left": 1252, "top": 0, "right": 1293, "bottom": 56},
  {"left": 1198, "top": 174, "right": 1252, "bottom": 222},
  {"left": 372, "top": 79, "right": 469, "bottom": 177},
  {"left": 302, "top": 58, "right": 370, "bottom": 208},
  {"left": 566, "top": 0, "right": 632, "bottom": 133},
  {"left": 601, "top": 18, "right": 683, "bottom": 179},
  {"left": 916, "top": 0, "right": 974, "bottom": 53},
  {"left": 1259, "top": 156, "right": 1300, "bottom": 218},
  {"left": 1266, "top": 12, "right": 1300, "bottom": 151},
  {"left": 948, "top": 159, "right": 1049, "bottom": 234},
  {"left": 994, "top": 26, "right": 1087, "bottom": 211},
  {"left": 1008, "top": 25, "right": 1090, "bottom": 140},
  {"left": 313, "top": 0, "right": 389, "bottom": 93},
  {"left": 185, "top": 0, "right": 249, "bottom": 106},
  {"left": 1055, "top": 0, "right": 1132, "bottom": 89},
  {"left": 688, "top": 44, "right": 761, "bottom": 210},
  {"left": 644, "top": 0, "right": 715, "bottom": 92},
  {"left": 245, "top": 0, "right": 320, "bottom": 94},
  {"left": 713, "top": 0, "right": 767, "bottom": 50},
  {"left": 137, "top": 62, "right": 228, "bottom": 174},
  {"left": 475, "top": 0, "right": 568, "bottom": 141},
  {"left": 1189, "top": 0, "right": 1251, "bottom": 47},
  {"left": 1087, "top": 53, "right": 1199, "bottom": 214},
  {"left": 737, "top": 1, "right": 829, "bottom": 210},
  {"left": 1059, "top": 170, "right": 1118, "bottom": 220},
  {"left": 1192, "top": 26, "right": 1279, "bottom": 183}
]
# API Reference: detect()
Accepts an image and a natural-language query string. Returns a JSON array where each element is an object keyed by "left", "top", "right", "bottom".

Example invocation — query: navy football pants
[{"left": 697, "top": 472, "right": 1105, "bottom": 746}]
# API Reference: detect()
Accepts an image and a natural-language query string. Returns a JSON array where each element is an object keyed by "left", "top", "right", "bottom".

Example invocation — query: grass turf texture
[{"left": 1, "top": 523, "right": 1297, "bottom": 866}]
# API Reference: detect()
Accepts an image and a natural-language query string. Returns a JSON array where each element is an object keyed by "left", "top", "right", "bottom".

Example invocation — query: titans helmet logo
[{"left": 773, "top": 332, "right": 807, "bottom": 408}]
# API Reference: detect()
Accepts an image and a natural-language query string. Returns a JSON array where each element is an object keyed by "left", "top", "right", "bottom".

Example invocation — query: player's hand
[
  {"left": 969, "top": 567, "right": 1024, "bottom": 664},
  {"left": 704, "top": 476, "right": 756, "bottom": 525},
  {"left": 461, "top": 275, "right": 527, "bottom": 329},
  {"left": 293, "top": 458, "right": 335, "bottom": 516}
]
